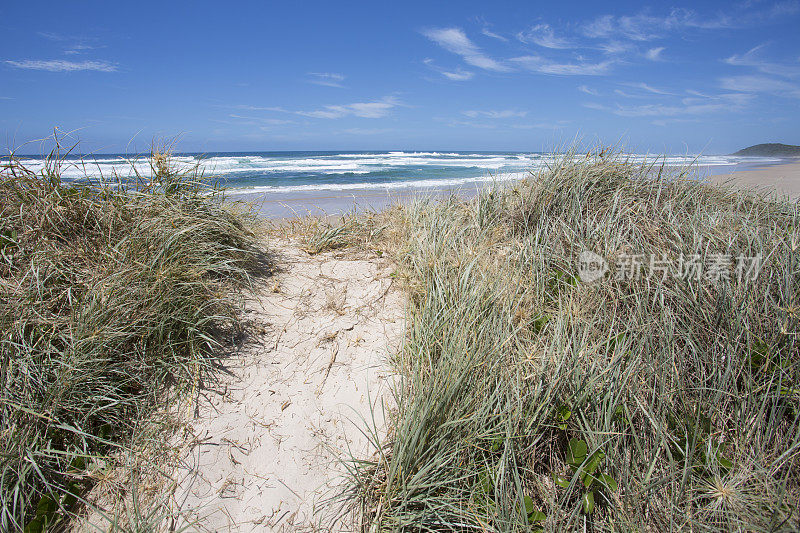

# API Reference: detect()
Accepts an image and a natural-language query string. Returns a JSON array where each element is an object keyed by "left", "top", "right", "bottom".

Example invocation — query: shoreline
[
  {"left": 228, "top": 158, "right": 800, "bottom": 219},
  {"left": 226, "top": 183, "right": 487, "bottom": 219}
]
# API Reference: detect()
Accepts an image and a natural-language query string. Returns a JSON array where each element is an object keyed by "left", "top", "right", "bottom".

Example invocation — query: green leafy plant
[
  {"left": 667, "top": 410, "right": 734, "bottom": 476},
  {"left": 554, "top": 438, "right": 618, "bottom": 514}
]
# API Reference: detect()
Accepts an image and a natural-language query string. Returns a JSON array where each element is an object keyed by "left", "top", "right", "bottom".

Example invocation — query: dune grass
[
  {"left": 0, "top": 147, "right": 263, "bottom": 531},
  {"left": 344, "top": 152, "right": 800, "bottom": 531}
]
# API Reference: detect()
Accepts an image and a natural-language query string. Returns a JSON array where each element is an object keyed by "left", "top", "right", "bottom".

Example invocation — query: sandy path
[{"left": 169, "top": 238, "right": 404, "bottom": 531}]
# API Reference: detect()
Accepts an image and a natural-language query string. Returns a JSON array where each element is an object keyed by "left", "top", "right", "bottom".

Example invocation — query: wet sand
[{"left": 225, "top": 183, "right": 486, "bottom": 219}]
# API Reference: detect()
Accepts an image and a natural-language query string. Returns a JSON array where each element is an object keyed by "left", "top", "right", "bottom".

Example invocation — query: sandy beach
[
  {"left": 225, "top": 184, "right": 486, "bottom": 219},
  {"left": 708, "top": 160, "right": 800, "bottom": 198}
]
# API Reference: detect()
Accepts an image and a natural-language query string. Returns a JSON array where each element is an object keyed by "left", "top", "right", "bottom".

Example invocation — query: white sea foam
[
  {"left": 12, "top": 152, "right": 782, "bottom": 191},
  {"left": 225, "top": 172, "right": 529, "bottom": 194}
]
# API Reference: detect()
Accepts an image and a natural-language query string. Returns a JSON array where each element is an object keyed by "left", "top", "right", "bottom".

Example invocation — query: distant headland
[{"left": 732, "top": 143, "right": 800, "bottom": 157}]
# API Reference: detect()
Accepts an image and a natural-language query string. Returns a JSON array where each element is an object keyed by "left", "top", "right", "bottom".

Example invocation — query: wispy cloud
[
  {"left": 423, "top": 58, "right": 475, "bottom": 81},
  {"left": 447, "top": 119, "right": 565, "bottom": 130},
  {"left": 37, "top": 31, "right": 65, "bottom": 41},
  {"left": 64, "top": 44, "right": 103, "bottom": 55},
  {"left": 598, "top": 41, "right": 633, "bottom": 55},
  {"left": 446, "top": 120, "right": 499, "bottom": 129},
  {"left": 228, "top": 114, "right": 295, "bottom": 125},
  {"left": 517, "top": 24, "right": 574, "bottom": 49},
  {"left": 645, "top": 47, "right": 665, "bottom": 60},
  {"left": 36, "top": 31, "right": 104, "bottom": 55},
  {"left": 651, "top": 118, "right": 701, "bottom": 127},
  {"left": 227, "top": 97, "right": 402, "bottom": 119},
  {"left": 584, "top": 91, "right": 751, "bottom": 117},
  {"left": 421, "top": 27, "right": 510, "bottom": 72},
  {"left": 511, "top": 122, "right": 569, "bottom": 129},
  {"left": 307, "top": 72, "right": 346, "bottom": 88},
  {"left": 582, "top": 9, "right": 733, "bottom": 42},
  {"left": 4, "top": 59, "right": 117, "bottom": 72},
  {"left": 462, "top": 109, "right": 527, "bottom": 119},
  {"left": 680, "top": 90, "right": 753, "bottom": 107},
  {"left": 296, "top": 96, "right": 402, "bottom": 119},
  {"left": 340, "top": 127, "right": 392, "bottom": 135},
  {"left": 614, "top": 89, "right": 646, "bottom": 98},
  {"left": 585, "top": 101, "right": 721, "bottom": 117},
  {"left": 578, "top": 85, "right": 599, "bottom": 95},
  {"left": 582, "top": 3, "right": 798, "bottom": 42},
  {"left": 481, "top": 28, "right": 508, "bottom": 42},
  {"left": 720, "top": 75, "right": 800, "bottom": 97},
  {"left": 230, "top": 104, "right": 288, "bottom": 112},
  {"left": 725, "top": 44, "right": 800, "bottom": 78},
  {"left": 441, "top": 69, "right": 474, "bottom": 81},
  {"left": 512, "top": 55, "right": 613, "bottom": 75},
  {"left": 623, "top": 82, "right": 675, "bottom": 95}
]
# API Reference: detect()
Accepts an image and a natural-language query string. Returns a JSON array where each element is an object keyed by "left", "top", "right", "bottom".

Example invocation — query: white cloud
[
  {"left": 441, "top": 69, "right": 475, "bottom": 81},
  {"left": 511, "top": 122, "right": 566, "bottom": 129},
  {"left": 585, "top": 101, "right": 724, "bottom": 117},
  {"left": 37, "top": 31, "right": 65, "bottom": 41},
  {"left": 599, "top": 41, "right": 633, "bottom": 55},
  {"left": 512, "top": 55, "right": 613, "bottom": 75},
  {"left": 517, "top": 24, "right": 574, "bottom": 49},
  {"left": 229, "top": 104, "right": 289, "bottom": 113},
  {"left": 297, "top": 96, "right": 402, "bottom": 119},
  {"left": 584, "top": 91, "right": 751, "bottom": 117},
  {"left": 578, "top": 85, "right": 599, "bottom": 95},
  {"left": 651, "top": 118, "right": 701, "bottom": 127},
  {"left": 681, "top": 91, "right": 753, "bottom": 107},
  {"left": 340, "top": 128, "right": 392, "bottom": 135},
  {"left": 582, "top": 9, "right": 734, "bottom": 42},
  {"left": 583, "top": 3, "right": 798, "bottom": 43},
  {"left": 720, "top": 75, "right": 800, "bottom": 97},
  {"left": 423, "top": 58, "right": 475, "bottom": 81},
  {"left": 307, "top": 72, "right": 346, "bottom": 88},
  {"left": 614, "top": 89, "right": 644, "bottom": 98},
  {"left": 481, "top": 28, "right": 508, "bottom": 42},
  {"left": 446, "top": 120, "right": 499, "bottom": 129},
  {"left": 36, "top": 32, "right": 104, "bottom": 55},
  {"left": 645, "top": 47, "right": 665, "bottom": 60},
  {"left": 233, "top": 97, "right": 403, "bottom": 120},
  {"left": 4, "top": 59, "right": 117, "bottom": 72},
  {"left": 725, "top": 44, "right": 800, "bottom": 78},
  {"left": 623, "top": 82, "right": 675, "bottom": 95},
  {"left": 462, "top": 109, "right": 527, "bottom": 119},
  {"left": 421, "top": 27, "right": 510, "bottom": 72},
  {"left": 228, "top": 114, "right": 294, "bottom": 125}
]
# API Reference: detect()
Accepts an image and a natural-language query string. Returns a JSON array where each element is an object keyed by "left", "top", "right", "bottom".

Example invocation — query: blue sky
[{"left": 1, "top": 0, "right": 799, "bottom": 154}]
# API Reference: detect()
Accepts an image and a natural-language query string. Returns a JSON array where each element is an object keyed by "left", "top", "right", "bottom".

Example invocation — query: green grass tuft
[
  {"left": 346, "top": 150, "right": 800, "bottom": 531},
  {"left": 0, "top": 144, "right": 264, "bottom": 531}
]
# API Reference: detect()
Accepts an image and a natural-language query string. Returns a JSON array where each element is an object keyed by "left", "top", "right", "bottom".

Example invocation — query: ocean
[{"left": 13, "top": 151, "right": 785, "bottom": 217}]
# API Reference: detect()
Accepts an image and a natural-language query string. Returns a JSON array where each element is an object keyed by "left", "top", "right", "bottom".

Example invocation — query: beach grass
[
  {"left": 343, "top": 151, "right": 800, "bottom": 531},
  {"left": 0, "top": 146, "right": 264, "bottom": 531}
]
